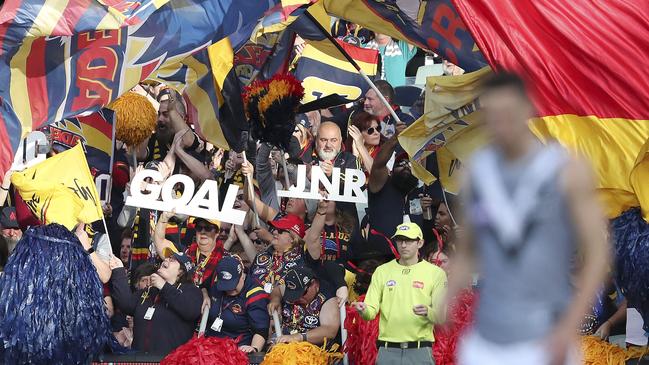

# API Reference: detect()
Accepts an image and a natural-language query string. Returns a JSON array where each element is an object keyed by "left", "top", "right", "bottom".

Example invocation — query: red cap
[{"left": 270, "top": 214, "right": 305, "bottom": 238}]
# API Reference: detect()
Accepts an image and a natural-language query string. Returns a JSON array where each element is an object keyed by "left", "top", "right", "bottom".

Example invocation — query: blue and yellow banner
[
  {"left": 0, "top": 0, "right": 170, "bottom": 55},
  {"left": 0, "top": 0, "right": 279, "bottom": 178},
  {"left": 323, "top": 0, "right": 486, "bottom": 72},
  {"left": 295, "top": 40, "right": 379, "bottom": 104},
  {"left": 399, "top": 67, "right": 490, "bottom": 185}
]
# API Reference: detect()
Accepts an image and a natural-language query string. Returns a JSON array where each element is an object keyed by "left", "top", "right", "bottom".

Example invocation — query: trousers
[{"left": 376, "top": 346, "right": 434, "bottom": 365}]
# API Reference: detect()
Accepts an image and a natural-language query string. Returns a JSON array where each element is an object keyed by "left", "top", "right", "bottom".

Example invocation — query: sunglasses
[
  {"left": 195, "top": 224, "right": 217, "bottom": 232},
  {"left": 395, "top": 159, "right": 411, "bottom": 168},
  {"left": 365, "top": 125, "right": 382, "bottom": 135},
  {"left": 271, "top": 227, "right": 290, "bottom": 235}
]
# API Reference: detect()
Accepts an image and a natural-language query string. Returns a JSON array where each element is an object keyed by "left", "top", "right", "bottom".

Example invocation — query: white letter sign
[
  {"left": 11, "top": 131, "right": 48, "bottom": 171},
  {"left": 125, "top": 169, "right": 246, "bottom": 225},
  {"left": 277, "top": 165, "right": 367, "bottom": 203}
]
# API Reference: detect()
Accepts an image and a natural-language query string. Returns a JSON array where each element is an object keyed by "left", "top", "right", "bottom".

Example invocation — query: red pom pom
[
  {"left": 161, "top": 336, "right": 248, "bottom": 365},
  {"left": 343, "top": 295, "right": 380, "bottom": 365},
  {"left": 433, "top": 289, "right": 478, "bottom": 365}
]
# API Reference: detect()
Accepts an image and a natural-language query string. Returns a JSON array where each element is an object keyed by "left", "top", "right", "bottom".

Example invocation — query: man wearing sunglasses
[{"left": 352, "top": 223, "right": 447, "bottom": 365}]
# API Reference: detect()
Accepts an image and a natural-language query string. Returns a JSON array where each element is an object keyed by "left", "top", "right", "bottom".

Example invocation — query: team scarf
[{"left": 185, "top": 240, "right": 226, "bottom": 287}]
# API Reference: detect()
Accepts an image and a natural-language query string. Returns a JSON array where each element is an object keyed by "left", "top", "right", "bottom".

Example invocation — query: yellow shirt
[{"left": 361, "top": 259, "right": 447, "bottom": 342}]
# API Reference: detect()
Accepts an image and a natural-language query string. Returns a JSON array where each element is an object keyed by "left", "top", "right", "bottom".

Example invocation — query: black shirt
[
  {"left": 367, "top": 177, "right": 408, "bottom": 256},
  {"left": 110, "top": 268, "right": 202, "bottom": 356}
]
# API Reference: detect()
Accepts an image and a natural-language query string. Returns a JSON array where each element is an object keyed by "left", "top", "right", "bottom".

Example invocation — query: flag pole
[
  {"left": 303, "top": 11, "right": 402, "bottom": 125},
  {"left": 242, "top": 151, "right": 261, "bottom": 228}
]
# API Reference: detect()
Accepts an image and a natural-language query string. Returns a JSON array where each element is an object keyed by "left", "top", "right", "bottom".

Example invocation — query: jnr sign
[{"left": 277, "top": 165, "right": 367, "bottom": 204}]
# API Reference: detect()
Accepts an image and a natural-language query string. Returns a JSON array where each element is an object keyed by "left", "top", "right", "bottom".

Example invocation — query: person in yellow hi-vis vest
[{"left": 352, "top": 222, "right": 447, "bottom": 365}]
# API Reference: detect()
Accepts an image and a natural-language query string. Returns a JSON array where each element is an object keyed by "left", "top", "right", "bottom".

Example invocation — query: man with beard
[
  {"left": 312, "top": 122, "right": 361, "bottom": 225},
  {"left": 367, "top": 121, "right": 420, "bottom": 256},
  {"left": 313, "top": 122, "right": 360, "bottom": 173},
  {"left": 0, "top": 207, "right": 21, "bottom": 254},
  {"left": 137, "top": 89, "right": 204, "bottom": 163}
]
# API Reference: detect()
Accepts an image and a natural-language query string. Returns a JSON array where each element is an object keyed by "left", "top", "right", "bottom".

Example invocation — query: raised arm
[
  {"left": 154, "top": 210, "right": 177, "bottom": 258},
  {"left": 234, "top": 225, "right": 258, "bottom": 263},
  {"left": 304, "top": 200, "right": 329, "bottom": 260},
  {"left": 108, "top": 258, "right": 139, "bottom": 315},
  {"left": 241, "top": 160, "right": 279, "bottom": 223},
  {"left": 369, "top": 121, "right": 406, "bottom": 193},
  {"left": 348, "top": 125, "right": 374, "bottom": 173}
]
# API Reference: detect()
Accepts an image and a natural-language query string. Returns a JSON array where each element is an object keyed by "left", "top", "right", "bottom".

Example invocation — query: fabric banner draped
[
  {"left": 451, "top": 0, "right": 649, "bottom": 220},
  {"left": 0, "top": 0, "right": 279, "bottom": 180}
]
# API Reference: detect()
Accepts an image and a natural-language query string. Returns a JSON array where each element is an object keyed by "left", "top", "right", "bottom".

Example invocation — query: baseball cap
[
  {"left": 392, "top": 222, "right": 423, "bottom": 241},
  {"left": 214, "top": 256, "right": 244, "bottom": 292},
  {"left": 0, "top": 207, "right": 19, "bottom": 229},
  {"left": 269, "top": 214, "right": 305, "bottom": 238},
  {"left": 283, "top": 266, "right": 317, "bottom": 303},
  {"left": 163, "top": 247, "right": 195, "bottom": 274},
  {"left": 296, "top": 113, "right": 311, "bottom": 129},
  {"left": 193, "top": 217, "right": 221, "bottom": 229}
]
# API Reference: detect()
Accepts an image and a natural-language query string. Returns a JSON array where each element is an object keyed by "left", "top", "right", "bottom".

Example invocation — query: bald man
[{"left": 313, "top": 122, "right": 360, "bottom": 175}]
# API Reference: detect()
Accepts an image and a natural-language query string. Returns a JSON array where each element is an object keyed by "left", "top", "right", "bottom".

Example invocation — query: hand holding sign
[{"left": 320, "top": 160, "right": 334, "bottom": 177}]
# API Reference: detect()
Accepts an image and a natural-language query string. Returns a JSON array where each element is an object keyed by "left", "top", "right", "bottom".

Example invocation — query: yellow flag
[
  {"left": 11, "top": 143, "right": 103, "bottom": 230},
  {"left": 399, "top": 67, "right": 490, "bottom": 185}
]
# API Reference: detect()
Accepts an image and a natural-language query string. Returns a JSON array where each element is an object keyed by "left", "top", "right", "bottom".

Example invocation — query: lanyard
[
  {"left": 267, "top": 253, "right": 284, "bottom": 286},
  {"left": 218, "top": 296, "right": 238, "bottom": 318},
  {"left": 321, "top": 225, "right": 341, "bottom": 259},
  {"left": 141, "top": 284, "right": 182, "bottom": 306}
]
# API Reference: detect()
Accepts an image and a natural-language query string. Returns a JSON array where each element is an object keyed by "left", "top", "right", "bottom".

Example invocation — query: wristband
[
  {"left": 317, "top": 211, "right": 326, "bottom": 216},
  {"left": 252, "top": 346, "right": 260, "bottom": 352},
  {"left": 87, "top": 247, "right": 95, "bottom": 254},
  {"left": 301, "top": 333, "right": 307, "bottom": 342},
  {"left": 0, "top": 186, "right": 8, "bottom": 191}
]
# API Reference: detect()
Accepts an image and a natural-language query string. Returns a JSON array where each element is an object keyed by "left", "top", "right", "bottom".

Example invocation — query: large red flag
[{"left": 452, "top": 0, "right": 649, "bottom": 220}]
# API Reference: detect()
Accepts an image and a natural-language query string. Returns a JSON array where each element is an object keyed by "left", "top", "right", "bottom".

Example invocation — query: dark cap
[
  {"left": 296, "top": 113, "right": 311, "bottom": 129},
  {"left": 215, "top": 256, "right": 244, "bottom": 292},
  {"left": 163, "top": 247, "right": 195, "bottom": 274},
  {"left": 283, "top": 266, "right": 317, "bottom": 303},
  {"left": 0, "top": 207, "right": 19, "bottom": 229}
]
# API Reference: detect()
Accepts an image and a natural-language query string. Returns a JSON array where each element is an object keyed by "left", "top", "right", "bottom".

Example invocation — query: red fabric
[
  {"left": 432, "top": 289, "right": 477, "bottom": 365},
  {"left": 451, "top": 0, "right": 649, "bottom": 120},
  {"left": 13, "top": 191, "right": 42, "bottom": 230},
  {"left": 185, "top": 241, "right": 225, "bottom": 287},
  {"left": 269, "top": 213, "right": 306, "bottom": 238},
  {"left": 343, "top": 295, "right": 380, "bottom": 365},
  {"left": 161, "top": 336, "right": 248, "bottom": 365}
]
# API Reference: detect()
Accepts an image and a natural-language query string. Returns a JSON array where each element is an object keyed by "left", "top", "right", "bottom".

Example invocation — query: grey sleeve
[
  {"left": 117, "top": 188, "right": 137, "bottom": 228},
  {"left": 256, "top": 143, "right": 280, "bottom": 212}
]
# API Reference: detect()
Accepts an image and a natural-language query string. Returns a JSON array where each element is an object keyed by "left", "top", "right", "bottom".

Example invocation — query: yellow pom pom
[
  {"left": 107, "top": 92, "right": 157, "bottom": 146},
  {"left": 581, "top": 335, "right": 648, "bottom": 365},
  {"left": 262, "top": 341, "right": 343, "bottom": 365}
]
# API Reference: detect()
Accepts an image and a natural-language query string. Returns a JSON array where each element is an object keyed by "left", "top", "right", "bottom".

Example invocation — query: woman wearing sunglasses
[
  {"left": 154, "top": 213, "right": 230, "bottom": 316},
  {"left": 346, "top": 111, "right": 384, "bottom": 178},
  {"left": 249, "top": 214, "right": 306, "bottom": 294}
]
